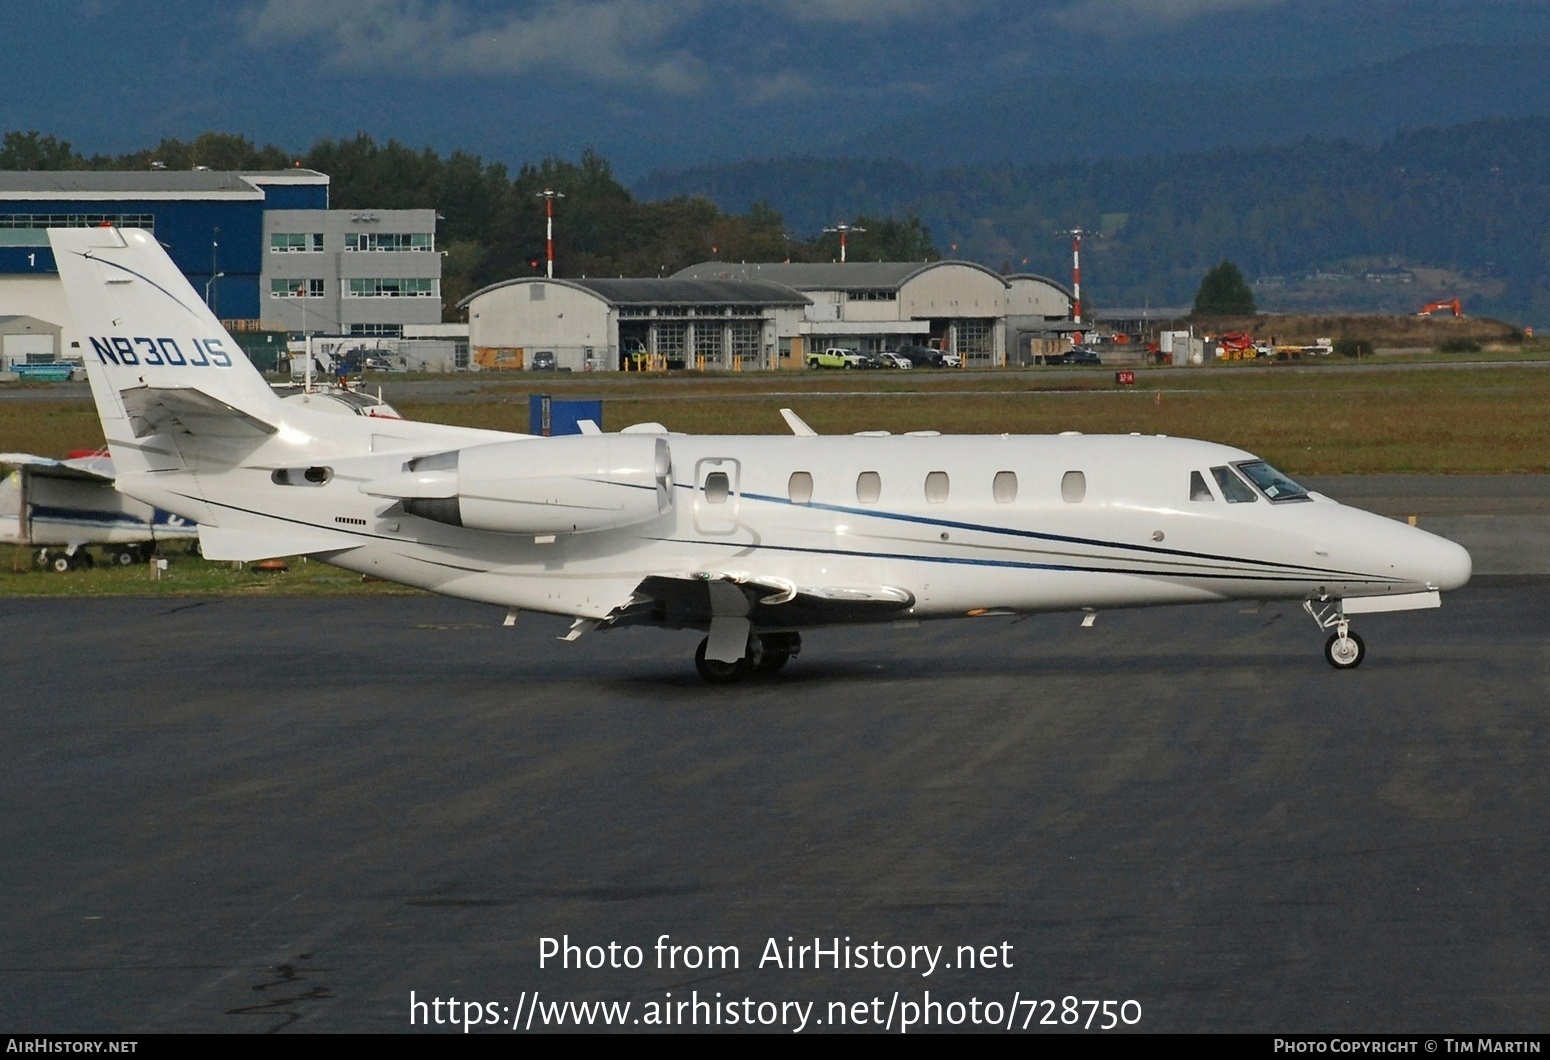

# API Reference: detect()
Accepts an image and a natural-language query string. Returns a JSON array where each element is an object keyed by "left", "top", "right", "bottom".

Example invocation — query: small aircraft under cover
[
  {"left": 1, "top": 449, "right": 196, "bottom": 569},
  {"left": 49, "top": 228, "right": 1470, "bottom": 680}
]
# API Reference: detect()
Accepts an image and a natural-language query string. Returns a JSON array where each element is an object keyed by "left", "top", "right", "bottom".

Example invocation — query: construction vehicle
[
  {"left": 1216, "top": 331, "right": 1260, "bottom": 360},
  {"left": 1418, "top": 299, "right": 1464, "bottom": 317}
]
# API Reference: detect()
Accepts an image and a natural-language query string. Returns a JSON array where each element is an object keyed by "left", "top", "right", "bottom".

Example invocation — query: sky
[{"left": 5, "top": 0, "right": 1550, "bottom": 177}]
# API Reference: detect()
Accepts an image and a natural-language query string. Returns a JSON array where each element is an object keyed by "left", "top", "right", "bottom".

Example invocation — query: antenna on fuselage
[{"left": 779, "top": 408, "right": 817, "bottom": 437}]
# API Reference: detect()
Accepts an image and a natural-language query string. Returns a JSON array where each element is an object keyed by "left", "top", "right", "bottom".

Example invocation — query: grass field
[
  {"left": 5, "top": 358, "right": 1550, "bottom": 475},
  {"left": 2, "top": 545, "right": 423, "bottom": 597},
  {"left": 406, "top": 363, "right": 1550, "bottom": 475}
]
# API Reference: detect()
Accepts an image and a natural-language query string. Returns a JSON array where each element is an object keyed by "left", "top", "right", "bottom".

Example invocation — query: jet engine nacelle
[{"left": 361, "top": 434, "right": 673, "bottom": 535}]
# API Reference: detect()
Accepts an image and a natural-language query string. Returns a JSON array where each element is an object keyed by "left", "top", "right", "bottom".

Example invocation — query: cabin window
[
  {"left": 993, "top": 471, "right": 1017, "bottom": 503},
  {"left": 856, "top": 471, "right": 881, "bottom": 504},
  {"left": 924, "top": 471, "right": 949, "bottom": 503},
  {"left": 1061, "top": 470, "right": 1086, "bottom": 503},
  {"left": 1190, "top": 470, "right": 1215, "bottom": 501},
  {"left": 788, "top": 471, "right": 813, "bottom": 504},
  {"left": 1235, "top": 460, "right": 1311, "bottom": 503},
  {"left": 704, "top": 471, "right": 730, "bottom": 504},
  {"left": 1211, "top": 465, "right": 1257, "bottom": 503}
]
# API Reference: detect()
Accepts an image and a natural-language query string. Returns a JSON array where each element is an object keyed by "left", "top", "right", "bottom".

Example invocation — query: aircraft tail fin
[{"left": 48, "top": 227, "right": 286, "bottom": 473}]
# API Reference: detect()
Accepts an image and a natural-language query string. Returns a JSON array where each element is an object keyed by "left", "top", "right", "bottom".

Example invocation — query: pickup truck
[{"left": 807, "top": 347, "right": 864, "bottom": 369}]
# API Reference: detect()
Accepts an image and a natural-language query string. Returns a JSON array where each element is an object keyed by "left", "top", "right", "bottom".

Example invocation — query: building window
[
  {"left": 345, "top": 232, "right": 434, "bottom": 252},
  {"left": 0, "top": 213, "right": 154, "bottom": 245},
  {"left": 993, "top": 471, "right": 1017, "bottom": 503},
  {"left": 272, "top": 278, "right": 324, "bottom": 298},
  {"left": 347, "top": 324, "right": 403, "bottom": 338},
  {"left": 270, "top": 232, "right": 323, "bottom": 253},
  {"left": 924, "top": 471, "right": 949, "bottom": 503},
  {"left": 347, "top": 278, "right": 438, "bottom": 298}
]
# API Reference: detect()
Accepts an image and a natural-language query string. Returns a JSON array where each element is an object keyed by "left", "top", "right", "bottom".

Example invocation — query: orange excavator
[{"left": 1418, "top": 298, "right": 1463, "bottom": 317}]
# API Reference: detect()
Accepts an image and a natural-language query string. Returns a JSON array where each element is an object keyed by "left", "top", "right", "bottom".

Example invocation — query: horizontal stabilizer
[
  {"left": 121, "top": 386, "right": 277, "bottom": 440},
  {"left": 197, "top": 523, "right": 359, "bottom": 562}
]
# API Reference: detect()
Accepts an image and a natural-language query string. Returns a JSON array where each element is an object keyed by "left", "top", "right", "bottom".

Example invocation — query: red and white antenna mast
[
  {"left": 1065, "top": 227, "right": 1089, "bottom": 324},
  {"left": 536, "top": 189, "right": 564, "bottom": 278},
  {"left": 823, "top": 221, "right": 866, "bottom": 263}
]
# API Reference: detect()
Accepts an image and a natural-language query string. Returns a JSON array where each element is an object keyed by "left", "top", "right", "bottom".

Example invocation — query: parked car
[
  {"left": 877, "top": 352, "right": 913, "bottom": 369},
  {"left": 895, "top": 344, "right": 945, "bottom": 368},
  {"left": 1045, "top": 346, "right": 1102, "bottom": 366},
  {"left": 939, "top": 351, "right": 962, "bottom": 368},
  {"left": 531, "top": 351, "right": 557, "bottom": 371}
]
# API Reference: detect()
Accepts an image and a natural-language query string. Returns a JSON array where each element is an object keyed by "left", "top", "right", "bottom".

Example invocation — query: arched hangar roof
[
  {"left": 673, "top": 259, "right": 1009, "bottom": 291},
  {"left": 1005, "top": 273, "right": 1075, "bottom": 301},
  {"left": 458, "top": 276, "right": 809, "bottom": 310}
]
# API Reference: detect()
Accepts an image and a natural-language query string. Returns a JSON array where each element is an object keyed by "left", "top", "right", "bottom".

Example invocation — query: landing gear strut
[
  {"left": 694, "top": 632, "right": 802, "bottom": 683},
  {"left": 1304, "top": 600, "right": 1366, "bottom": 669}
]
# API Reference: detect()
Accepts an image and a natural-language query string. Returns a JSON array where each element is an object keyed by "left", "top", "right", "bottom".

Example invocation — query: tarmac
[{"left": 3, "top": 578, "right": 1548, "bottom": 1033}]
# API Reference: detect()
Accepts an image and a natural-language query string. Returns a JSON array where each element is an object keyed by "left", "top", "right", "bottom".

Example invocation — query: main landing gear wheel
[
  {"left": 694, "top": 633, "right": 802, "bottom": 683},
  {"left": 1325, "top": 631, "right": 1366, "bottom": 669},
  {"left": 695, "top": 638, "right": 749, "bottom": 684},
  {"left": 110, "top": 546, "right": 142, "bottom": 567},
  {"left": 749, "top": 632, "right": 801, "bottom": 675},
  {"left": 44, "top": 551, "right": 81, "bottom": 574}
]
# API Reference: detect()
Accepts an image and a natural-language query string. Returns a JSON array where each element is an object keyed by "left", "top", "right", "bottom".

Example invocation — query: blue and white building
[{"left": 0, "top": 169, "right": 440, "bottom": 356}]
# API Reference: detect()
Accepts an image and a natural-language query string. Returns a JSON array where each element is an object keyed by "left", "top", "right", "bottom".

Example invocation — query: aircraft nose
[{"left": 1424, "top": 532, "right": 1473, "bottom": 591}]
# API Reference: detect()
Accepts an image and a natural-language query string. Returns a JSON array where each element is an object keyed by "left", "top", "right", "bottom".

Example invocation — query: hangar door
[{"left": 3, "top": 334, "right": 55, "bottom": 367}]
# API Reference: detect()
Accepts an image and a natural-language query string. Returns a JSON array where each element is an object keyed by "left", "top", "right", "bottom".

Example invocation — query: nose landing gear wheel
[
  {"left": 1325, "top": 631, "right": 1365, "bottom": 669},
  {"left": 695, "top": 638, "right": 749, "bottom": 684}
]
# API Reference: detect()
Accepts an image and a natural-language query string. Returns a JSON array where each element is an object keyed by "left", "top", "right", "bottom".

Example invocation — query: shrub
[{"left": 1437, "top": 338, "right": 1482, "bottom": 354}]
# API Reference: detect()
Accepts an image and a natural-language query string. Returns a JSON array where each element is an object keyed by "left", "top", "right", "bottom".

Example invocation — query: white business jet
[{"left": 51, "top": 228, "right": 1470, "bottom": 681}]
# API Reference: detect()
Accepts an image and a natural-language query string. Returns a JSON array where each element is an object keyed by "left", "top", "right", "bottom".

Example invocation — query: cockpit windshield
[{"left": 1234, "top": 460, "right": 1310, "bottom": 503}]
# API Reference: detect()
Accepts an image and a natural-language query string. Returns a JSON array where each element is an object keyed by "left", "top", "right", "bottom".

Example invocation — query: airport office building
[
  {"left": 0, "top": 170, "right": 440, "bottom": 364},
  {"left": 462, "top": 261, "right": 1075, "bottom": 371}
]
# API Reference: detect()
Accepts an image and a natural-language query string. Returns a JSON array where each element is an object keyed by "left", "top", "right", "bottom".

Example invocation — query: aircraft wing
[{"left": 618, "top": 572, "right": 915, "bottom": 628}]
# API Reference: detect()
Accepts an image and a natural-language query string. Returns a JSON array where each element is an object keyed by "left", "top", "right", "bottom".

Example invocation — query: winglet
[{"left": 779, "top": 408, "right": 817, "bottom": 436}]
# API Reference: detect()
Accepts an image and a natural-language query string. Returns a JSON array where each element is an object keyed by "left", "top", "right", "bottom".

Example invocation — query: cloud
[
  {"left": 245, "top": 0, "right": 711, "bottom": 93},
  {"left": 776, "top": 0, "right": 968, "bottom": 23},
  {"left": 1051, "top": 0, "right": 1287, "bottom": 32},
  {"left": 243, "top": 0, "right": 975, "bottom": 93}
]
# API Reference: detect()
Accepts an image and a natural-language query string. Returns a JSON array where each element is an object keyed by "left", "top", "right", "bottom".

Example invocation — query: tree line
[
  {"left": 637, "top": 117, "right": 1550, "bottom": 323},
  {"left": 0, "top": 131, "right": 937, "bottom": 318}
]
